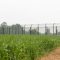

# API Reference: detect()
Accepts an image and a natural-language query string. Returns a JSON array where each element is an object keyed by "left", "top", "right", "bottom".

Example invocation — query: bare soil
[{"left": 37, "top": 47, "right": 60, "bottom": 60}]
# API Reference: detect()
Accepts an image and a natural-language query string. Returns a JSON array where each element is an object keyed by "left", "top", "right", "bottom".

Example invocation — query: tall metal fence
[
  {"left": 22, "top": 23, "right": 60, "bottom": 35},
  {"left": 0, "top": 23, "right": 60, "bottom": 35}
]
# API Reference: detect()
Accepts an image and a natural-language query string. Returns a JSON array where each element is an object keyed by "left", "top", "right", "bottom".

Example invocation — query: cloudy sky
[{"left": 0, "top": 0, "right": 60, "bottom": 25}]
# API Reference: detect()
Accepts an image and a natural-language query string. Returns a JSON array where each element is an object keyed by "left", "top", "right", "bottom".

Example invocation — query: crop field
[{"left": 0, "top": 35, "right": 60, "bottom": 60}]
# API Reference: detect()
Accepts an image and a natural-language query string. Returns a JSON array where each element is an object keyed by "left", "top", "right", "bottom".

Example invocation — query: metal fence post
[
  {"left": 30, "top": 25, "right": 32, "bottom": 35},
  {"left": 22, "top": 27, "right": 23, "bottom": 34},
  {"left": 38, "top": 24, "right": 39, "bottom": 35},
  {"left": 24, "top": 25, "right": 26, "bottom": 34},
  {"left": 15, "top": 26, "right": 16, "bottom": 34},
  {"left": 30, "top": 27, "right": 31, "bottom": 35},
  {"left": 2, "top": 27, "right": 4, "bottom": 34},
  {"left": 9, "top": 27, "right": 10, "bottom": 34},
  {"left": 56, "top": 26, "right": 58, "bottom": 35},
  {"left": 45, "top": 24, "right": 46, "bottom": 35},
  {"left": 53, "top": 24, "right": 54, "bottom": 35}
]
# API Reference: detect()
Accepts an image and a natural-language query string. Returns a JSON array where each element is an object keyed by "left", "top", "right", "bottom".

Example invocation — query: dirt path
[{"left": 37, "top": 47, "right": 60, "bottom": 60}]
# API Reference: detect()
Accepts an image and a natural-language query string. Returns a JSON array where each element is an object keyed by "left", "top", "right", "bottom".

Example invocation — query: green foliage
[{"left": 0, "top": 35, "right": 60, "bottom": 60}]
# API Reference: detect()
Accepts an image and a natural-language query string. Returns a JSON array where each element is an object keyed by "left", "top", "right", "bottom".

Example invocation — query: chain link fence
[{"left": 0, "top": 23, "right": 60, "bottom": 35}]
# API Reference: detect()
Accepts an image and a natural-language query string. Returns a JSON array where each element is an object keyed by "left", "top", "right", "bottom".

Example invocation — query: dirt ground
[{"left": 37, "top": 47, "right": 60, "bottom": 60}]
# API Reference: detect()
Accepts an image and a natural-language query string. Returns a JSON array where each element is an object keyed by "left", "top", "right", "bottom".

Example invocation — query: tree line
[
  {"left": 0, "top": 22, "right": 58, "bottom": 35},
  {"left": 0, "top": 22, "right": 39, "bottom": 34}
]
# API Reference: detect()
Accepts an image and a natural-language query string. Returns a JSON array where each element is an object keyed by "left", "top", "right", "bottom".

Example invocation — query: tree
[
  {"left": 1, "top": 22, "right": 7, "bottom": 34},
  {"left": 15, "top": 24, "right": 23, "bottom": 34},
  {"left": 1, "top": 22, "right": 7, "bottom": 27}
]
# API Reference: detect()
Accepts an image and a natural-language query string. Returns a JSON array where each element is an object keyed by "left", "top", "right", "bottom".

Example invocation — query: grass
[{"left": 0, "top": 35, "right": 60, "bottom": 60}]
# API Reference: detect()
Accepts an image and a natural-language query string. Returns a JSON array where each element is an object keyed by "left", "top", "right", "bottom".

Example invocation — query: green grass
[{"left": 0, "top": 35, "right": 60, "bottom": 60}]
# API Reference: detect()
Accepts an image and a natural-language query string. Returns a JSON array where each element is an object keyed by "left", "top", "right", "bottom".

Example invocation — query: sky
[{"left": 0, "top": 0, "right": 60, "bottom": 25}]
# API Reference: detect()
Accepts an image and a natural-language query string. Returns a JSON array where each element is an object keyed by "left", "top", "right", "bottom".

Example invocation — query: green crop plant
[{"left": 0, "top": 35, "right": 60, "bottom": 60}]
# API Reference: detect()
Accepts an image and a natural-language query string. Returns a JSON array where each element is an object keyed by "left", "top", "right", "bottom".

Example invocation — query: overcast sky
[{"left": 0, "top": 0, "right": 60, "bottom": 25}]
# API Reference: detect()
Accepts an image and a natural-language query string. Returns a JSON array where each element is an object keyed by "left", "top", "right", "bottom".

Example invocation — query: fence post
[
  {"left": 24, "top": 25, "right": 26, "bottom": 34},
  {"left": 15, "top": 26, "right": 16, "bottom": 34},
  {"left": 38, "top": 24, "right": 39, "bottom": 35},
  {"left": 2, "top": 27, "right": 4, "bottom": 34},
  {"left": 56, "top": 26, "right": 58, "bottom": 35},
  {"left": 22, "top": 27, "right": 23, "bottom": 34},
  {"left": 30, "top": 24, "right": 32, "bottom": 35},
  {"left": 9, "top": 27, "right": 10, "bottom": 34},
  {"left": 45, "top": 24, "right": 46, "bottom": 35},
  {"left": 53, "top": 24, "right": 54, "bottom": 35}
]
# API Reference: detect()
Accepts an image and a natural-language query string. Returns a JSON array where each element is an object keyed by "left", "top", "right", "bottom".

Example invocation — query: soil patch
[{"left": 37, "top": 47, "right": 60, "bottom": 60}]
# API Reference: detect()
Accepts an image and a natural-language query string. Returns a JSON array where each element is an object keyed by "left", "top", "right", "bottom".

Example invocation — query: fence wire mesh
[{"left": 0, "top": 23, "right": 60, "bottom": 35}]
